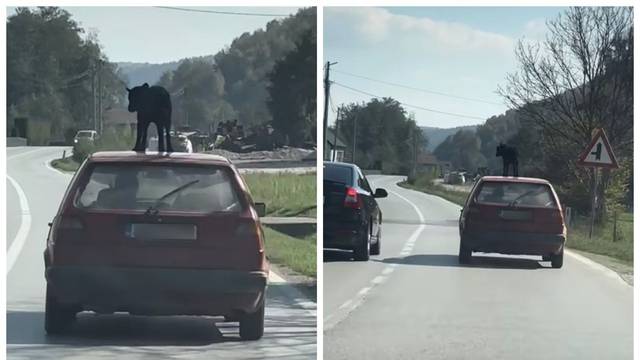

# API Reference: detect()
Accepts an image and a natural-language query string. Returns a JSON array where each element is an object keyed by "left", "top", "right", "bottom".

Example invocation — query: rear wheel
[
  {"left": 353, "top": 226, "right": 371, "bottom": 261},
  {"left": 370, "top": 225, "right": 381, "bottom": 256},
  {"left": 550, "top": 248, "right": 564, "bottom": 269},
  {"left": 458, "top": 241, "right": 472, "bottom": 264},
  {"left": 44, "top": 284, "right": 76, "bottom": 335},
  {"left": 239, "top": 298, "right": 265, "bottom": 340}
]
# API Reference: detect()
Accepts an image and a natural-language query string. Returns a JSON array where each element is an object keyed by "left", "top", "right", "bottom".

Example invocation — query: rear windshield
[
  {"left": 74, "top": 163, "right": 243, "bottom": 213},
  {"left": 324, "top": 164, "right": 352, "bottom": 185},
  {"left": 475, "top": 182, "right": 556, "bottom": 208}
]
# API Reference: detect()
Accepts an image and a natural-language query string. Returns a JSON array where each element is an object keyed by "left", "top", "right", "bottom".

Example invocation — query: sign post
[{"left": 577, "top": 128, "right": 618, "bottom": 238}]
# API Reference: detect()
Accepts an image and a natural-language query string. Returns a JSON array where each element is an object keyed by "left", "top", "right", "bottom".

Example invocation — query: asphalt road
[
  {"left": 6, "top": 146, "right": 316, "bottom": 360},
  {"left": 323, "top": 175, "right": 633, "bottom": 360}
]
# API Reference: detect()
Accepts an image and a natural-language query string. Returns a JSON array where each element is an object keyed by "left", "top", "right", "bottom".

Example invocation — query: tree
[
  {"left": 499, "top": 7, "right": 633, "bottom": 220},
  {"left": 268, "top": 28, "right": 316, "bottom": 146}
]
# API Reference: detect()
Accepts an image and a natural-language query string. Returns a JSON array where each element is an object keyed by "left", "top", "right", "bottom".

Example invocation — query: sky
[
  {"left": 324, "top": 6, "right": 568, "bottom": 129},
  {"left": 7, "top": 6, "right": 303, "bottom": 63}
]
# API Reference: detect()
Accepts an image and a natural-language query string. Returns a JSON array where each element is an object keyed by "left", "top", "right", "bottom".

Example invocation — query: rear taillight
[
  {"left": 57, "top": 217, "right": 85, "bottom": 230},
  {"left": 344, "top": 187, "right": 362, "bottom": 209},
  {"left": 235, "top": 220, "right": 261, "bottom": 241}
]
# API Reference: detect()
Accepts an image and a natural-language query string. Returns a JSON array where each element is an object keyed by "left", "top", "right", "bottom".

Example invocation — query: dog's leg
[
  {"left": 502, "top": 160, "right": 508, "bottom": 177},
  {"left": 165, "top": 112, "right": 173, "bottom": 152},
  {"left": 133, "top": 118, "right": 144, "bottom": 151},
  {"left": 157, "top": 122, "right": 165, "bottom": 152},
  {"left": 141, "top": 119, "right": 150, "bottom": 151},
  {"left": 514, "top": 159, "right": 519, "bottom": 177}
]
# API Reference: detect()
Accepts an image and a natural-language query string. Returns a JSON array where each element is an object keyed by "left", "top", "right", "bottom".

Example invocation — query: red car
[
  {"left": 458, "top": 176, "right": 566, "bottom": 268},
  {"left": 44, "top": 151, "right": 269, "bottom": 340}
]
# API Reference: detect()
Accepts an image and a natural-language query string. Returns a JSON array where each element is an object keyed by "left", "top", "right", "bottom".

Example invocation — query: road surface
[
  {"left": 6, "top": 146, "right": 316, "bottom": 360},
  {"left": 323, "top": 175, "right": 633, "bottom": 360}
]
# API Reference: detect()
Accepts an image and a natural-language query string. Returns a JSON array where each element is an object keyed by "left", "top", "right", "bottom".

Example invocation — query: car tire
[
  {"left": 239, "top": 297, "right": 265, "bottom": 341},
  {"left": 353, "top": 226, "right": 371, "bottom": 261},
  {"left": 370, "top": 225, "right": 381, "bottom": 256},
  {"left": 44, "top": 284, "right": 76, "bottom": 335},
  {"left": 551, "top": 248, "right": 564, "bottom": 269},
  {"left": 458, "top": 241, "right": 472, "bottom": 264}
]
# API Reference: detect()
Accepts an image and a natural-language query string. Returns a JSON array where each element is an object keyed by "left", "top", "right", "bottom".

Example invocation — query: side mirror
[
  {"left": 254, "top": 202, "right": 266, "bottom": 217},
  {"left": 373, "top": 188, "right": 388, "bottom": 198}
]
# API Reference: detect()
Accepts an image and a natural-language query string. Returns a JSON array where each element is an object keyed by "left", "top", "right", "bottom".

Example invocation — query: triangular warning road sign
[{"left": 577, "top": 128, "right": 619, "bottom": 168}]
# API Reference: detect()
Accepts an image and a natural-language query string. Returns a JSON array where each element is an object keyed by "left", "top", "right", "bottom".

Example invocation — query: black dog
[
  {"left": 496, "top": 143, "right": 518, "bottom": 177},
  {"left": 127, "top": 83, "right": 173, "bottom": 152}
]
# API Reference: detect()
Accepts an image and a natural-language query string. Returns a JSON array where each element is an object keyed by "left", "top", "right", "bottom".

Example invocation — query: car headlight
[{"left": 73, "top": 139, "right": 78, "bottom": 143}]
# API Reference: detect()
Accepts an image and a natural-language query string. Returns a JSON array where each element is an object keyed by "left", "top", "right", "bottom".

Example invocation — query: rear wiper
[
  {"left": 508, "top": 189, "right": 540, "bottom": 207},
  {"left": 145, "top": 180, "right": 199, "bottom": 215}
]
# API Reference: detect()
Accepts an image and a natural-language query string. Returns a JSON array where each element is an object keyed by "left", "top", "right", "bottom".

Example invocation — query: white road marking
[
  {"left": 325, "top": 182, "right": 431, "bottom": 331},
  {"left": 268, "top": 270, "right": 287, "bottom": 284},
  {"left": 7, "top": 147, "right": 53, "bottom": 161},
  {"left": 565, "top": 249, "right": 631, "bottom": 288},
  {"left": 6, "top": 175, "right": 32, "bottom": 274}
]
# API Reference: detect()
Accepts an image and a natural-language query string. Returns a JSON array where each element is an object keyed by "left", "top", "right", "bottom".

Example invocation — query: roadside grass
[
  {"left": 400, "top": 174, "right": 633, "bottom": 264},
  {"left": 51, "top": 157, "right": 80, "bottom": 172},
  {"left": 243, "top": 173, "right": 316, "bottom": 218},
  {"left": 263, "top": 226, "right": 316, "bottom": 278},
  {"left": 566, "top": 213, "right": 633, "bottom": 264}
]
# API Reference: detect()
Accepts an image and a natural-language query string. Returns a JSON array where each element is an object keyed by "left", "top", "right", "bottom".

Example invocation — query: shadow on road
[
  {"left": 323, "top": 249, "right": 354, "bottom": 263},
  {"left": 376, "top": 254, "right": 544, "bottom": 270},
  {"left": 6, "top": 284, "right": 316, "bottom": 350}
]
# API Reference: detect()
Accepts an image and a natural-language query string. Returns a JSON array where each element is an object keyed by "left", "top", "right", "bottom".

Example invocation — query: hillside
[
  {"left": 116, "top": 55, "right": 215, "bottom": 86},
  {"left": 421, "top": 125, "right": 478, "bottom": 151}
]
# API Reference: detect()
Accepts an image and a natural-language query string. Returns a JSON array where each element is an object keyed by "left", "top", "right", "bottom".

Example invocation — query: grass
[
  {"left": 51, "top": 157, "right": 80, "bottom": 172},
  {"left": 263, "top": 227, "right": 316, "bottom": 278},
  {"left": 242, "top": 173, "right": 316, "bottom": 217},
  {"left": 400, "top": 174, "right": 633, "bottom": 264},
  {"left": 566, "top": 212, "right": 633, "bottom": 264}
]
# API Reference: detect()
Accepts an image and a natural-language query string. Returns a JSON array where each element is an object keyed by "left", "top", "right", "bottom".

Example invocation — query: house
[
  {"left": 103, "top": 107, "right": 137, "bottom": 132},
  {"left": 416, "top": 152, "right": 440, "bottom": 175},
  {"left": 325, "top": 128, "right": 352, "bottom": 162}
]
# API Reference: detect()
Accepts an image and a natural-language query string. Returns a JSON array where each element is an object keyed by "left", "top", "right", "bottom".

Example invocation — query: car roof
[
  {"left": 480, "top": 176, "right": 551, "bottom": 185},
  {"left": 88, "top": 151, "right": 232, "bottom": 165},
  {"left": 323, "top": 161, "right": 359, "bottom": 170}
]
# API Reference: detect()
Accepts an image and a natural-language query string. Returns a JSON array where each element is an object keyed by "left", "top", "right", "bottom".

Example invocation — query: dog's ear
[
  {"left": 126, "top": 87, "right": 131, "bottom": 92},
  {"left": 142, "top": 83, "right": 149, "bottom": 88}
]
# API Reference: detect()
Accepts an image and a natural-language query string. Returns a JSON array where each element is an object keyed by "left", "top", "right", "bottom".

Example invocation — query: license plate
[
  {"left": 498, "top": 209, "right": 532, "bottom": 221},
  {"left": 125, "top": 223, "right": 197, "bottom": 240}
]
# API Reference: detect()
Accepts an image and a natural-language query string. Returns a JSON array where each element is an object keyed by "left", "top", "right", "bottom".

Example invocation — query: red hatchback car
[
  {"left": 458, "top": 176, "right": 566, "bottom": 268},
  {"left": 44, "top": 151, "right": 269, "bottom": 340}
]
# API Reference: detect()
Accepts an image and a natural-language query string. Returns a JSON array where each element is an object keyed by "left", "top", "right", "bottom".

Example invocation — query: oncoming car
[
  {"left": 44, "top": 151, "right": 269, "bottom": 340},
  {"left": 458, "top": 176, "right": 566, "bottom": 268}
]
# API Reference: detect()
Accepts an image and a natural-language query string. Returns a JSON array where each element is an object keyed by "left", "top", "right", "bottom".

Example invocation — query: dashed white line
[
  {"left": 6, "top": 175, "right": 31, "bottom": 274},
  {"left": 325, "top": 184, "right": 430, "bottom": 331}
]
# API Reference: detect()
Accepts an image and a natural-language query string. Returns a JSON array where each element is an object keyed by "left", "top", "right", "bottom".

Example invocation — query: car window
[
  {"left": 357, "top": 169, "right": 372, "bottom": 193},
  {"left": 76, "top": 131, "right": 93, "bottom": 138},
  {"left": 324, "top": 164, "right": 352, "bottom": 185},
  {"left": 74, "top": 163, "right": 243, "bottom": 213},
  {"left": 475, "top": 182, "right": 556, "bottom": 208}
]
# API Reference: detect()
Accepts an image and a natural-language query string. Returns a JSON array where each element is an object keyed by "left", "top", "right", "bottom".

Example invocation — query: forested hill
[
  {"left": 116, "top": 56, "right": 215, "bottom": 86},
  {"left": 421, "top": 125, "right": 477, "bottom": 151}
]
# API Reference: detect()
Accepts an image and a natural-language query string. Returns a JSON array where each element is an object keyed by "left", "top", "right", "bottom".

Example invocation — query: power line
[
  {"left": 332, "top": 81, "right": 487, "bottom": 121},
  {"left": 333, "top": 69, "right": 504, "bottom": 106},
  {"left": 154, "top": 6, "right": 290, "bottom": 17}
]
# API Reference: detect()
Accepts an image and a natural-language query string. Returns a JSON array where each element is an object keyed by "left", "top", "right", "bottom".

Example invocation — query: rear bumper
[
  {"left": 46, "top": 266, "right": 267, "bottom": 316},
  {"left": 324, "top": 220, "right": 362, "bottom": 250},
  {"left": 462, "top": 231, "right": 565, "bottom": 256}
]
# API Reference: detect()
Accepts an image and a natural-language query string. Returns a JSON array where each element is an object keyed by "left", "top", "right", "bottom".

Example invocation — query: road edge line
[
  {"left": 564, "top": 249, "right": 632, "bottom": 288},
  {"left": 6, "top": 175, "right": 32, "bottom": 275}
]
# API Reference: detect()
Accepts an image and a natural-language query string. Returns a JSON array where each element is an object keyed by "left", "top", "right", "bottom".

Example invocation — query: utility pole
[
  {"left": 323, "top": 61, "right": 337, "bottom": 160},
  {"left": 97, "top": 60, "right": 103, "bottom": 134},
  {"left": 332, "top": 108, "right": 340, "bottom": 161},
  {"left": 91, "top": 61, "right": 96, "bottom": 131},
  {"left": 352, "top": 112, "right": 357, "bottom": 164}
]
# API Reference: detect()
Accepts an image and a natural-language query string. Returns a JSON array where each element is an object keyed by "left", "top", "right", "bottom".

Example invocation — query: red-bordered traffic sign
[{"left": 577, "top": 128, "right": 619, "bottom": 168}]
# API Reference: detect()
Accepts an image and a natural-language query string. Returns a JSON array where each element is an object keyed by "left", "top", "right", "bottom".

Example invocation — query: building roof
[
  {"left": 326, "top": 128, "right": 347, "bottom": 148},
  {"left": 417, "top": 153, "right": 439, "bottom": 165},
  {"left": 104, "top": 107, "right": 137, "bottom": 126}
]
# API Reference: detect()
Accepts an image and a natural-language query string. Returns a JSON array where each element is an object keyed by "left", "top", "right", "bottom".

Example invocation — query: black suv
[{"left": 323, "top": 161, "right": 387, "bottom": 261}]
